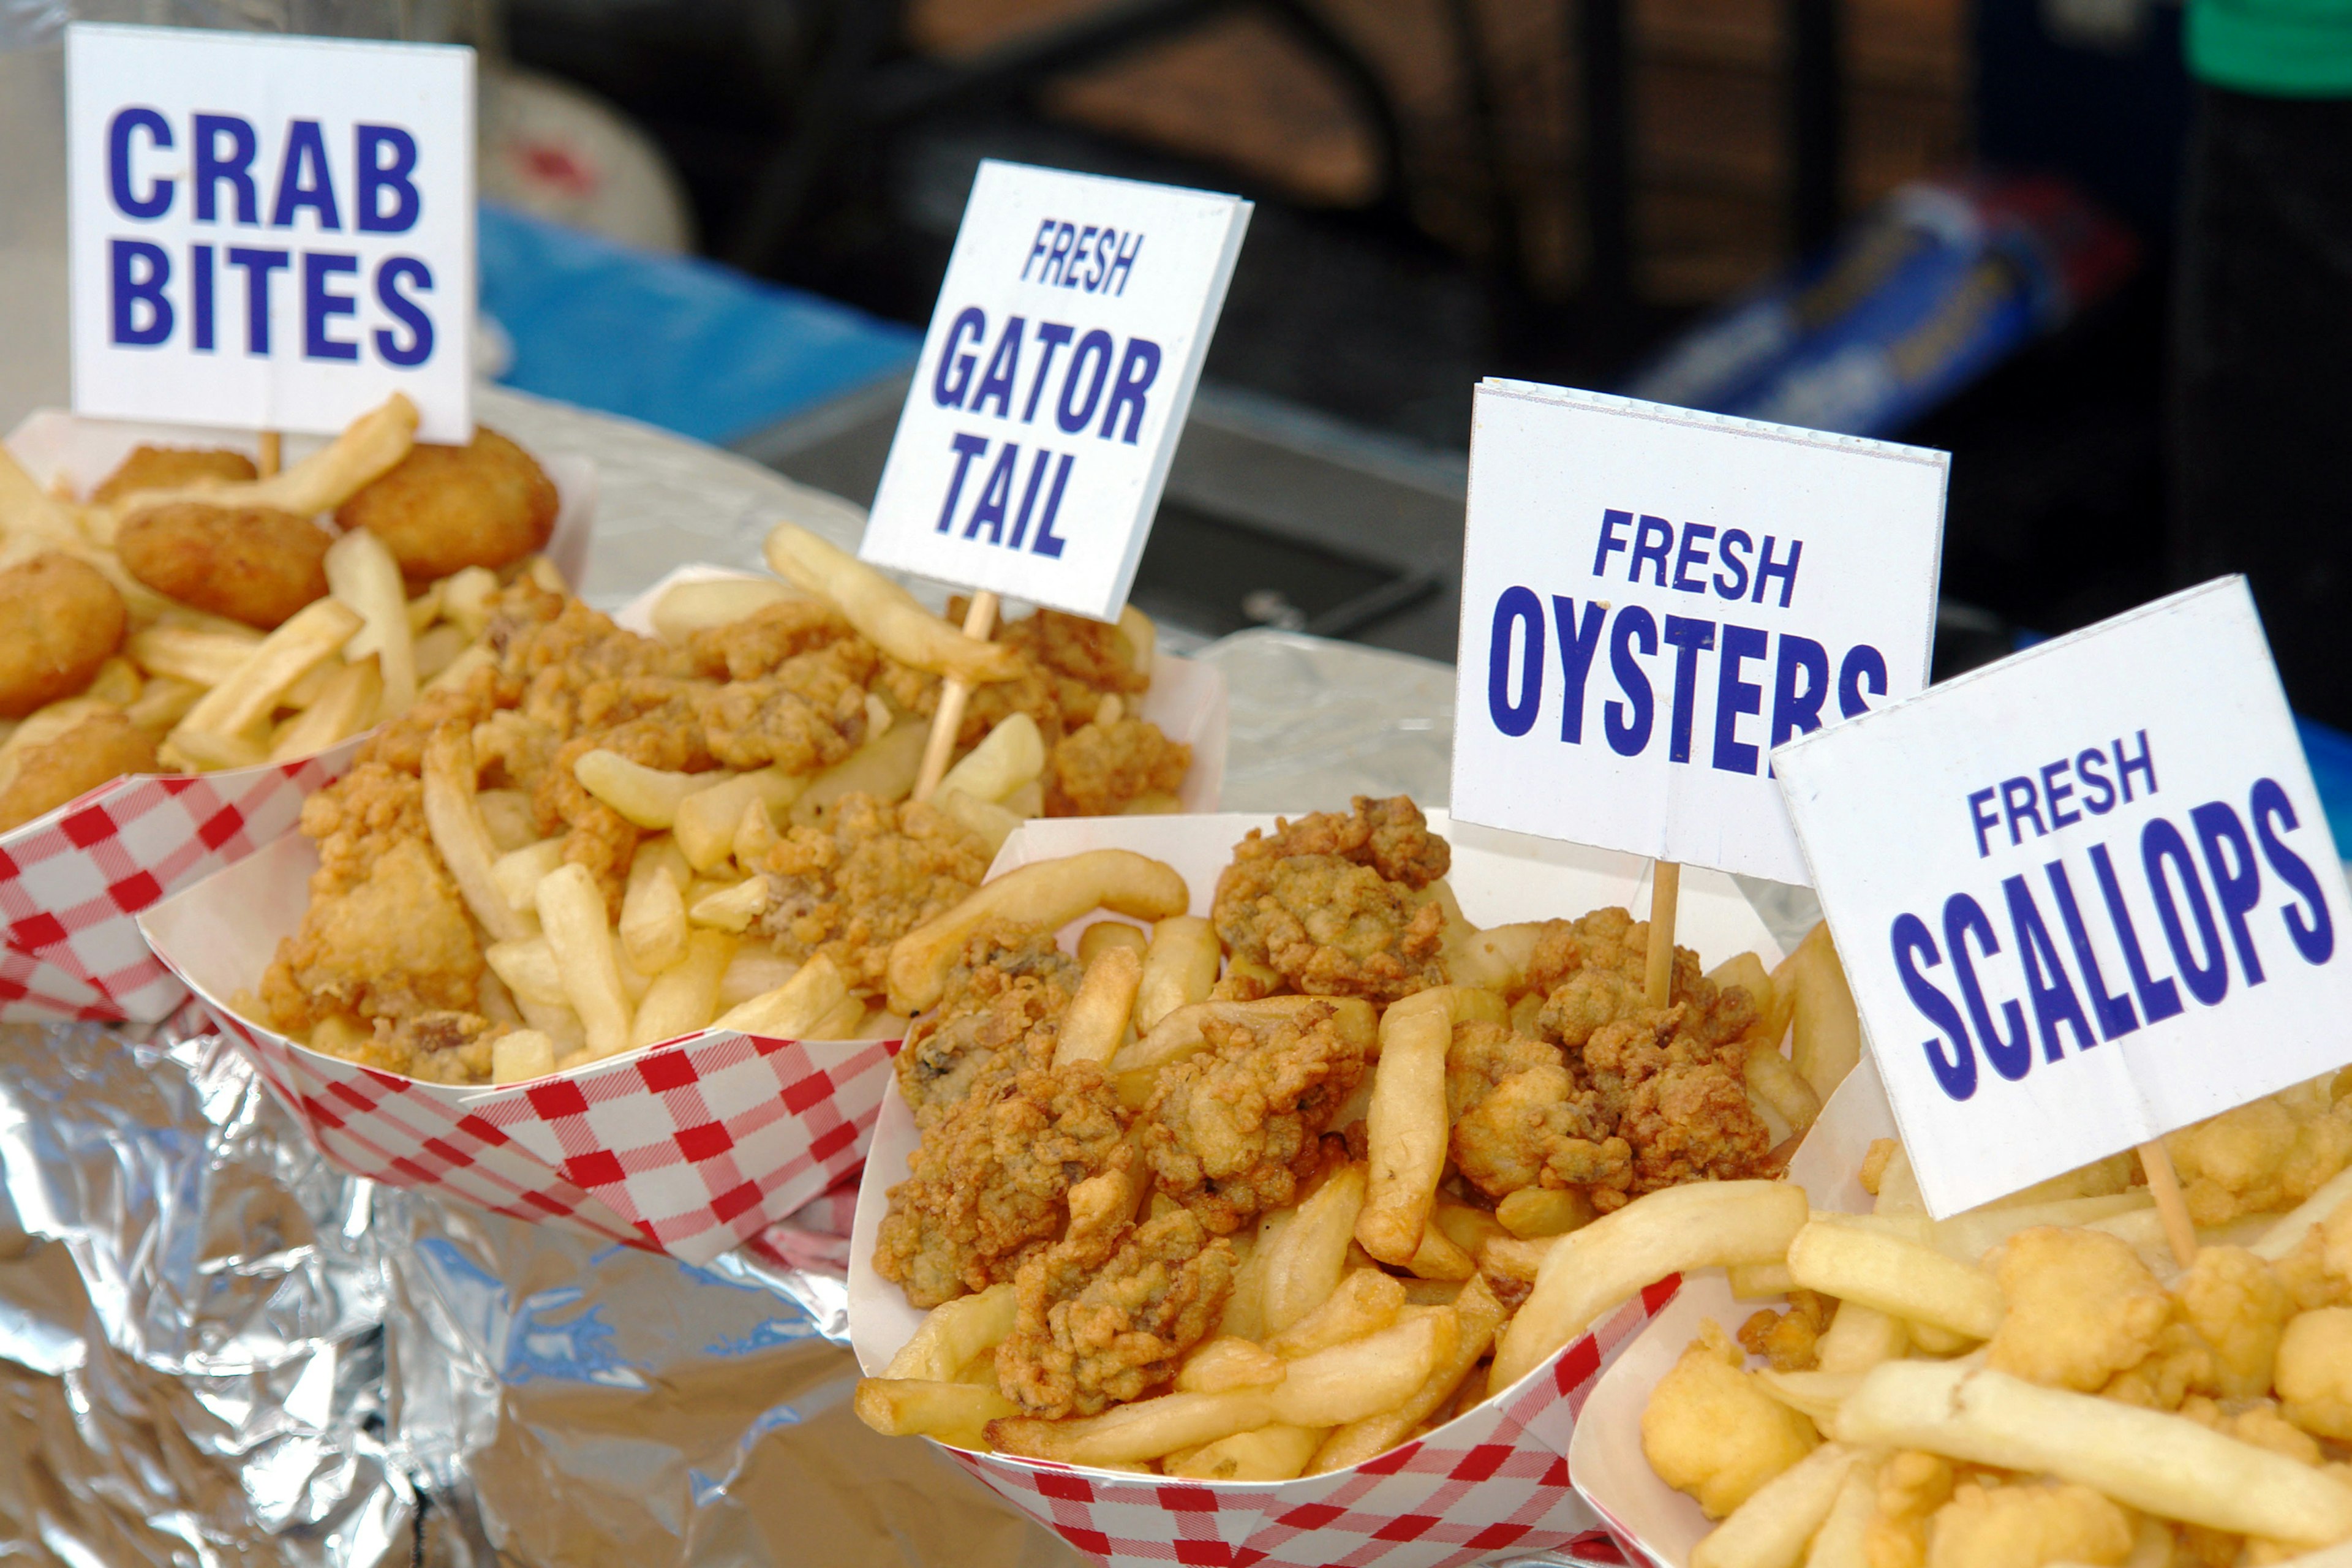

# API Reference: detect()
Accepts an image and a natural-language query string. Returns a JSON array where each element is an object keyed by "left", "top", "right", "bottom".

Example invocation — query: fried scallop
[
  {"left": 335, "top": 427, "right": 557, "bottom": 580},
  {"left": 0, "top": 553, "right": 127, "bottom": 718},
  {"left": 0, "top": 710, "right": 157, "bottom": 831},
  {"left": 116, "top": 503, "right": 332, "bottom": 629},
  {"left": 89, "top": 445, "right": 257, "bottom": 505}
]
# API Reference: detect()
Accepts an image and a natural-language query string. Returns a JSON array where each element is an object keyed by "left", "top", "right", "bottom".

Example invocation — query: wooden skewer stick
[
  {"left": 1644, "top": 860, "right": 1683, "bottom": 1008},
  {"left": 911, "top": 591, "right": 1000, "bottom": 803},
  {"left": 257, "top": 431, "right": 282, "bottom": 479},
  {"left": 2138, "top": 1137, "right": 2198, "bottom": 1268}
]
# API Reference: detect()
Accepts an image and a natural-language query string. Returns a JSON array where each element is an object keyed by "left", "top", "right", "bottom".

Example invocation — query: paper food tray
[
  {"left": 847, "top": 810, "right": 1784, "bottom": 1568},
  {"left": 614, "top": 564, "right": 1231, "bottom": 813},
  {"left": 131, "top": 562, "right": 1229, "bottom": 1259},
  {"left": 1570, "top": 1058, "right": 1894, "bottom": 1568},
  {"left": 0, "top": 410, "right": 595, "bottom": 1023}
]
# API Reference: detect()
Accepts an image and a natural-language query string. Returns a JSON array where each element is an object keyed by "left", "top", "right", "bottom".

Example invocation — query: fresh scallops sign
[
  {"left": 858, "top": 160, "right": 1251, "bottom": 622},
  {"left": 1774, "top": 578, "right": 2352, "bottom": 1216},
  {"left": 66, "top": 23, "right": 474, "bottom": 440}
]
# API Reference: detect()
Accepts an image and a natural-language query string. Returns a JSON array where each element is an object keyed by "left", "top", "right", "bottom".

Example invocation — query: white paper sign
[
  {"left": 1449, "top": 380, "right": 1947, "bottom": 885},
  {"left": 857, "top": 160, "right": 1251, "bottom": 622},
  {"left": 66, "top": 23, "right": 474, "bottom": 442},
  {"left": 1774, "top": 578, "right": 2352, "bottom": 1216}
]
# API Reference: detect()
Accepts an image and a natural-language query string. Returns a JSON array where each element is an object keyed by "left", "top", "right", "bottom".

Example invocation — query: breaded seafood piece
[
  {"left": 89, "top": 444, "right": 256, "bottom": 505},
  {"left": 116, "top": 502, "right": 331, "bottom": 628},
  {"left": 0, "top": 710, "right": 157, "bottom": 831},
  {"left": 0, "top": 553, "right": 127, "bottom": 718},
  {"left": 1045, "top": 717, "right": 1191, "bottom": 817},
  {"left": 1640, "top": 1317, "right": 1818, "bottom": 1518},
  {"left": 760, "top": 793, "right": 994, "bottom": 1001},
  {"left": 895, "top": 928, "right": 1082, "bottom": 1122},
  {"left": 336, "top": 427, "right": 557, "bottom": 580},
  {"left": 1212, "top": 796, "right": 1450, "bottom": 1003},
  {"left": 997, "top": 1204, "right": 1235, "bottom": 1418}
]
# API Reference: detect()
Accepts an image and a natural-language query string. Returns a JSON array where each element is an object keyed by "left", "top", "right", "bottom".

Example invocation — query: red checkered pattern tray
[
  {"left": 943, "top": 1283, "right": 1678, "bottom": 1568},
  {"left": 0, "top": 739, "right": 363, "bottom": 1024},
  {"left": 469, "top": 1029, "right": 894, "bottom": 1264}
]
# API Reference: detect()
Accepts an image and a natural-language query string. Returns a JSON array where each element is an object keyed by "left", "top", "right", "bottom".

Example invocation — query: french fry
[
  {"left": 650, "top": 576, "right": 796, "bottom": 643},
  {"left": 535, "top": 862, "right": 633, "bottom": 1058},
  {"left": 1798, "top": 1453, "right": 1880, "bottom": 1568},
  {"left": 764, "top": 521, "right": 1023, "bottom": 684},
  {"left": 1776, "top": 921, "right": 1860, "bottom": 1100},
  {"left": 2256, "top": 1165, "right": 2352, "bottom": 1260},
  {"left": 423, "top": 729, "right": 536, "bottom": 944},
  {"left": 1219, "top": 1208, "right": 1292, "bottom": 1342},
  {"left": 1264, "top": 1268, "right": 1404, "bottom": 1358},
  {"left": 937, "top": 712, "right": 1044, "bottom": 804},
  {"left": 1431, "top": 1200, "right": 1509, "bottom": 1264},
  {"left": 733, "top": 795, "right": 780, "bottom": 867},
  {"left": 630, "top": 929, "right": 736, "bottom": 1047},
  {"left": 1753, "top": 1368, "right": 1862, "bottom": 1428},
  {"left": 1479, "top": 1234, "right": 1550, "bottom": 1286},
  {"left": 718, "top": 948, "right": 796, "bottom": 1009},
  {"left": 786, "top": 723, "right": 927, "bottom": 829},
  {"left": 987, "top": 1390, "right": 1279, "bottom": 1465},
  {"left": 808, "top": 993, "right": 864, "bottom": 1039},
  {"left": 266, "top": 654, "right": 382, "bottom": 763},
  {"left": 160, "top": 729, "right": 266, "bottom": 771},
  {"left": 575, "top": 749, "right": 720, "bottom": 830},
  {"left": 1707, "top": 950, "right": 1775, "bottom": 1016},
  {"left": 677, "top": 767, "right": 804, "bottom": 871},
  {"left": 1491, "top": 1179, "right": 1811, "bottom": 1392},
  {"left": 1272, "top": 1310, "right": 1452, "bottom": 1427},
  {"left": 688, "top": 875, "right": 768, "bottom": 933},
  {"left": 109, "top": 393, "right": 415, "bottom": 522},
  {"left": 1109, "top": 996, "right": 1374, "bottom": 1087},
  {"left": 491, "top": 840, "right": 567, "bottom": 914},
  {"left": 1310, "top": 1275, "right": 1508, "bottom": 1473},
  {"left": 889, "top": 850, "right": 1191, "bottom": 1014},
  {"left": 1785, "top": 1219, "right": 2004, "bottom": 1341},
  {"left": 173, "top": 597, "right": 363, "bottom": 743},
  {"left": 1263, "top": 1164, "right": 1368, "bottom": 1334},
  {"left": 932, "top": 786, "right": 1021, "bottom": 855},
  {"left": 485, "top": 938, "right": 565, "bottom": 1006},
  {"left": 1163, "top": 1425, "right": 1322, "bottom": 1482},
  {"left": 1359, "top": 986, "right": 1507, "bottom": 1265},
  {"left": 1833, "top": 1359, "right": 2352, "bottom": 1542},
  {"left": 1931, "top": 1193, "right": 2153, "bottom": 1265},
  {"left": 1496, "top": 1187, "right": 1596, "bottom": 1240},
  {"left": 490, "top": 1029, "right": 557, "bottom": 1085},
  {"left": 1689, "top": 1441, "right": 1863, "bottom": 1568},
  {"left": 81, "top": 656, "right": 140, "bottom": 707},
  {"left": 440, "top": 565, "right": 499, "bottom": 640},
  {"left": 1812, "top": 1301, "right": 1909, "bottom": 1375},
  {"left": 324, "top": 527, "right": 414, "bottom": 720},
  {"left": 620, "top": 839, "right": 691, "bottom": 973},
  {"left": 1442, "top": 912, "right": 1546, "bottom": 995},
  {"left": 1116, "top": 604, "right": 1155, "bottom": 674},
  {"left": 1730, "top": 1262, "right": 1797, "bottom": 1300},
  {"left": 884, "top": 1282, "right": 1019, "bottom": 1380},
  {"left": 1176, "top": 1336, "right": 1285, "bottom": 1393},
  {"left": 1053, "top": 944, "right": 1144, "bottom": 1069},
  {"left": 0, "top": 696, "right": 116, "bottom": 766},
  {"left": 1134, "top": 915, "right": 1219, "bottom": 1033},
  {"left": 1744, "top": 1041, "right": 1823, "bottom": 1138},
  {"left": 518, "top": 996, "right": 587, "bottom": 1057},
  {"left": 1404, "top": 1220, "right": 1476, "bottom": 1281},
  {"left": 854, "top": 1378, "right": 1017, "bottom": 1449},
  {"left": 125, "top": 624, "right": 258, "bottom": 687},
  {"left": 1077, "top": 920, "right": 1148, "bottom": 966},
  {"left": 404, "top": 584, "right": 442, "bottom": 636},
  {"left": 710, "top": 953, "right": 849, "bottom": 1038},
  {"left": 426, "top": 642, "right": 494, "bottom": 695}
]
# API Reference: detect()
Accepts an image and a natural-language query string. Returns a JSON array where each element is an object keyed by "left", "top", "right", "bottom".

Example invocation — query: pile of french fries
[
  {"left": 852, "top": 845, "right": 1866, "bottom": 1481},
  {"left": 0, "top": 396, "right": 508, "bottom": 782},
  {"left": 1634, "top": 1124, "right": 2352, "bottom": 1568}
]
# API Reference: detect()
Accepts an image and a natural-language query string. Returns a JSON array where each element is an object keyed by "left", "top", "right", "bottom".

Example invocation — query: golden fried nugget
[
  {"left": 0, "top": 710, "right": 157, "bottom": 831},
  {"left": 116, "top": 502, "right": 332, "bottom": 628},
  {"left": 89, "top": 445, "right": 257, "bottom": 505},
  {"left": 335, "top": 427, "right": 556, "bottom": 580},
  {"left": 0, "top": 553, "right": 128, "bottom": 718}
]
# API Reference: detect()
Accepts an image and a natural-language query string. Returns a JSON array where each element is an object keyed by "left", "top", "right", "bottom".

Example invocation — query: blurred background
[{"left": 0, "top": 0, "right": 2282, "bottom": 688}]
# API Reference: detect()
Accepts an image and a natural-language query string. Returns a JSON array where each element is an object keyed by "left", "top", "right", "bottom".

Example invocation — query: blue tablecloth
[{"left": 478, "top": 204, "right": 919, "bottom": 447}]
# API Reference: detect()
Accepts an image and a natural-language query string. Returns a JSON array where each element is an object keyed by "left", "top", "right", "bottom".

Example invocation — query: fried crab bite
[
  {"left": 0, "top": 552, "right": 127, "bottom": 718},
  {"left": 115, "top": 502, "right": 332, "bottom": 628},
  {"left": 1210, "top": 794, "right": 1452, "bottom": 1003},
  {"left": 89, "top": 444, "right": 257, "bottom": 505},
  {"left": 335, "top": 426, "right": 558, "bottom": 581},
  {"left": 0, "top": 709, "right": 158, "bottom": 832}
]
